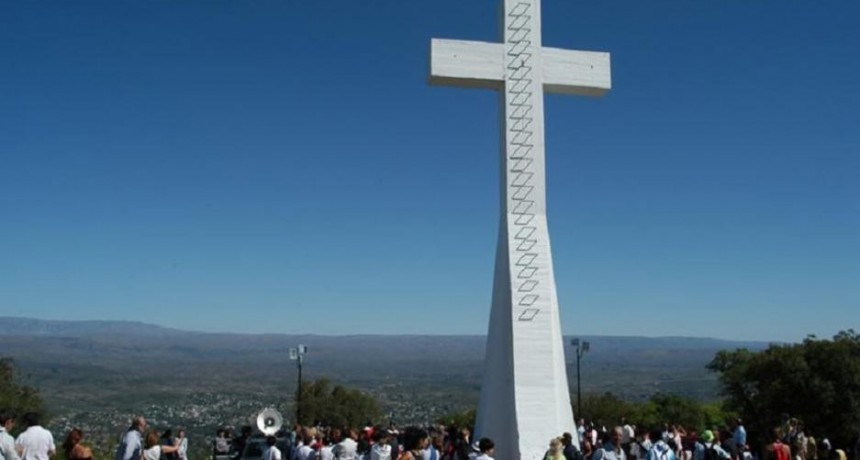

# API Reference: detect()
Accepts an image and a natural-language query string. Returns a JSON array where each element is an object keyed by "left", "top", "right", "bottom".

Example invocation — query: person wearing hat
[{"left": 694, "top": 431, "right": 731, "bottom": 460}]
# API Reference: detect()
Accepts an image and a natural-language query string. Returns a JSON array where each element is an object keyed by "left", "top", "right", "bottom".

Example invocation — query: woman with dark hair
[
  {"left": 63, "top": 428, "right": 92, "bottom": 460},
  {"left": 582, "top": 438, "right": 595, "bottom": 460},
  {"left": 161, "top": 430, "right": 177, "bottom": 460},
  {"left": 398, "top": 428, "right": 429, "bottom": 460},
  {"left": 143, "top": 431, "right": 181, "bottom": 460}
]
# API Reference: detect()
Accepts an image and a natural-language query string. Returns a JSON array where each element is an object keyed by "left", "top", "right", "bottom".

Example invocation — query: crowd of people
[
  {"left": 572, "top": 417, "right": 859, "bottom": 460},
  {"left": 206, "top": 416, "right": 860, "bottom": 460},
  {"left": 115, "top": 417, "right": 188, "bottom": 460},
  {"left": 211, "top": 424, "right": 495, "bottom": 460},
  {"left": 0, "top": 413, "right": 188, "bottom": 460},
  {"left": 2, "top": 410, "right": 860, "bottom": 460}
]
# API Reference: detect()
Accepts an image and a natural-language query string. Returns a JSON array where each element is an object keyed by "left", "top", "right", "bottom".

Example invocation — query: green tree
[
  {"left": 578, "top": 392, "right": 731, "bottom": 434},
  {"left": 707, "top": 330, "right": 860, "bottom": 449},
  {"left": 0, "top": 357, "right": 44, "bottom": 427},
  {"left": 579, "top": 392, "right": 633, "bottom": 429},
  {"left": 436, "top": 408, "right": 476, "bottom": 430},
  {"left": 295, "top": 378, "right": 381, "bottom": 428},
  {"left": 633, "top": 393, "right": 715, "bottom": 432}
]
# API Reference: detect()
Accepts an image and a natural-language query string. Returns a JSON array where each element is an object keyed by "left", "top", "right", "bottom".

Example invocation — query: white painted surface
[
  {"left": 430, "top": 39, "right": 611, "bottom": 95},
  {"left": 429, "top": 0, "right": 611, "bottom": 459}
]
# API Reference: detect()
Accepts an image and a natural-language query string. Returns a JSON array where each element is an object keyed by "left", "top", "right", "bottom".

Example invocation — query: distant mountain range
[
  {"left": 0, "top": 316, "right": 777, "bottom": 440},
  {"left": 0, "top": 315, "right": 772, "bottom": 349},
  {"left": 0, "top": 316, "right": 188, "bottom": 337}
]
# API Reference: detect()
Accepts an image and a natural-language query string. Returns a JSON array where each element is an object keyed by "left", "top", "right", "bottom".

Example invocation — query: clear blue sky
[{"left": 1, "top": 1, "right": 857, "bottom": 342}]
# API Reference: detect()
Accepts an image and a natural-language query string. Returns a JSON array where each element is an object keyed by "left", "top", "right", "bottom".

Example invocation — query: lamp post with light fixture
[
  {"left": 289, "top": 344, "right": 308, "bottom": 424},
  {"left": 570, "top": 338, "right": 590, "bottom": 417}
]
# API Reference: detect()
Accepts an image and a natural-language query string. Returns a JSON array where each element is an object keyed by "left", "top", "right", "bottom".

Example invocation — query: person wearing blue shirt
[
  {"left": 733, "top": 420, "right": 747, "bottom": 451},
  {"left": 647, "top": 429, "right": 676, "bottom": 460},
  {"left": 115, "top": 417, "right": 146, "bottom": 460}
]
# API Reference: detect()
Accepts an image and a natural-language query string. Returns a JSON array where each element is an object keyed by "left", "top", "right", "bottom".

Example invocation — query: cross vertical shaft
[{"left": 428, "top": 0, "right": 611, "bottom": 458}]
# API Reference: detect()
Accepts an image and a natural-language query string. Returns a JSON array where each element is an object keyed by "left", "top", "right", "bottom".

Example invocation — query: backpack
[
  {"left": 773, "top": 442, "right": 789, "bottom": 460},
  {"left": 564, "top": 444, "right": 582, "bottom": 460},
  {"left": 702, "top": 444, "right": 718, "bottom": 460}
]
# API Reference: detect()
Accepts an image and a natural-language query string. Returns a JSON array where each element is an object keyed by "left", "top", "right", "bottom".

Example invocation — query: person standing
[
  {"left": 334, "top": 431, "right": 358, "bottom": 460},
  {"left": 423, "top": 433, "right": 441, "bottom": 460},
  {"left": 263, "top": 436, "right": 283, "bottom": 460},
  {"left": 116, "top": 417, "right": 147, "bottom": 460},
  {"left": 296, "top": 436, "right": 314, "bottom": 460},
  {"left": 561, "top": 433, "right": 581, "bottom": 460},
  {"left": 578, "top": 421, "right": 587, "bottom": 446},
  {"left": 647, "top": 428, "right": 676, "bottom": 460},
  {"left": 764, "top": 429, "right": 790, "bottom": 460},
  {"left": 474, "top": 439, "right": 494, "bottom": 460},
  {"left": 694, "top": 430, "right": 731, "bottom": 460},
  {"left": 143, "top": 431, "right": 180, "bottom": 460},
  {"left": 622, "top": 420, "right": 635, "bottom": 459},
  {"left": 545, "top": 438, "right": 566, "bottom": 460},
  {"left": 0, "top": 412, "right": 21, "bottom": 460},
  {"left": 232, "top": 426, "right": 253, "bottom": 460},
  {"left": 732, "top": 421, "right": 746, "bottom": 454},
  {"left": 14, "top": 413, "right": 54, "bottom": 460},
  {"left": 62, "top": 428, "right": 93, "bottom": 460},
  {"left": 455, "top": 428, "right": 472, "bottom": 460},
  {"left": 175, "top": 429, "right": 188, "bottom": 460},
  {"left": 160, "top": 430, "right": 177, "bottom": 460},
  {"left": 594, "top": 428, "right": 627, "bottom": 460},
  {"left": 370, "top": 428, "right": 391, "bottom": 460},
  {"left": 631, "top": 433, "right": 652, "bottom": 460},
  {"left": 317, "top": 434, "right": 335, "bottom": 460}
]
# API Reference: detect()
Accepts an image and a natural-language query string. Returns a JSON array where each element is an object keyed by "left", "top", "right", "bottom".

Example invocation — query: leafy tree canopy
[
  {"left": 436, "top": 408, "right": 476, "bottom": 430},
  {"left": 295, "top": 378, "right": 381, "bottom": 428},
  {"left": 577, "top": 392, "right": 732, "bottom": 435},
  {"left": 707, "top": 330, "right": 860, "bottom": 449},
  {"left": 0, "top": 357, "right": 45, "bottom": 431}
]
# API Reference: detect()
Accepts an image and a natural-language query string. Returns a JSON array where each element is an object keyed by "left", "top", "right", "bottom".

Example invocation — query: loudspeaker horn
[{"left": 256, "top": 408, "right": 283, "bottom": 436}]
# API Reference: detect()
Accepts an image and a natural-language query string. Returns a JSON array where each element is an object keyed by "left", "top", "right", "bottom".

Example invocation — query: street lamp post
[
  {"left": 289, "top": 344, "right": 308, "bottom": 424},
  {"left": 570, "top": 338, "right": 590, "bottom": 417}
]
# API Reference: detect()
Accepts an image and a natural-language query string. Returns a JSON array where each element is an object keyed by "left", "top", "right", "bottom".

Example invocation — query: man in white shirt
[
  {"left": 475, "top": 438, "right": 494, "bottom": 460},
  {"left": 13, "top": 413, "right": 54, "bottom": 460},
  {"left": 594, "top": 427, "right": 627, "bottom": 460},
  {"left": 0, "top": 412, "right": 21, "bottom": 460},
  {"left": 296, "top": 435, "right": 314, "bottom": 460},
  {"left": 263, "top": 436, "right": 282, "bottom": 460},
  {"left": 333, "top": 430, "right": 358, "bottom": 460},
  {"left": 578, "top": 420, "right": 587, "bottom": 445},
  {"left": 622, "top": 419, "right": 635, "bottom": 458}
]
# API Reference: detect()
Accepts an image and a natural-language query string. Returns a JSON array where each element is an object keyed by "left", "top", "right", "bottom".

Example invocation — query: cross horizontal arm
[
  {"left": 429, "top": 39, "right": 504, "bottom": 90},
  {"left": 429, "top": 38, "right": 611, "bottom": 96}
]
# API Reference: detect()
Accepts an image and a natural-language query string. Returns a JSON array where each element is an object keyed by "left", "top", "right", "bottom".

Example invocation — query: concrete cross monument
[{"left": 429, "top": 1, "right": 611, "bottom": 459}]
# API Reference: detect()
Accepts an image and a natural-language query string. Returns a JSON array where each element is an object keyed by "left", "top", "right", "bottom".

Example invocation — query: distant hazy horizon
[{"left": 0, "top": 315, "right": 805, "bottom": 344}]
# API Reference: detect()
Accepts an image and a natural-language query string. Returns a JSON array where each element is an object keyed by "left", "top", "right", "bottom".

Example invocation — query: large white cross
[{"left": 429, "top": 1, "right": 610, "bottom": 459}]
